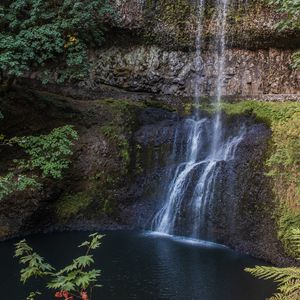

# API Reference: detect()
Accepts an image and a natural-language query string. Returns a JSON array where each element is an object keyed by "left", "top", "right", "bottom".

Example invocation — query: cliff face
[
  {"left": 1, "top": 0, "right": 299, "bottom": 265},
  {"left": 0, "top": 89, "right": 181, "bottom": 240},
  {"left": 78, "top": 0, "right": 300, "bottom": 98},
  {"left": 82, "top": 46, "right": 299, "bottom": 97},
  {"left": 113, "top": 0, "right": 300, "bottom": 50},
  {"left": 0, "top": 89, "right": 292, "bottom": 265}
]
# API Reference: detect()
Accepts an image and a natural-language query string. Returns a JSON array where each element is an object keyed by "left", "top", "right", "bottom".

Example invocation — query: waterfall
[
  {"left": 194, "top": 0, "right": 205, "bottom": 117},
  {"left": 151, "top": 0, "right": 245, "bottom": 239},
  {"left": 211, "top": 0, "right": 230, "bottom": 156},
  {"left": 151, "top": 119, "right": 246, "bottom": 238}
]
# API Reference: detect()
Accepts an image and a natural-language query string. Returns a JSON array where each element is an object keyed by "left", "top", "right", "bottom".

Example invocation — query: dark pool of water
[{"left": 0, "top": 230, "right": 275, "bottom": 299}]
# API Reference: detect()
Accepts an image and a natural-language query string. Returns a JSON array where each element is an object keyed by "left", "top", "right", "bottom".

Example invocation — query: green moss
[
  {"left": 183, "top": 101, "right": 215, "bottom": 116},
  {"left": 99, "top": 98, "right": 175, "bottom": 170},
  {"left": 102, "top": 198, "right": 114, "bottom": 215},
  {"left": 87, "top": 171, "right": 118, "bottom": 216},
  {"left": 219, "top": 101, "right": 300, "bottom": 125},
  {"left": 143, "top": 0, "right": 195, "bottom": 48},
  {"left": 219, "top": 100, "right": 300, "bottom": 257},
  {"left": 0, "top": 225, "right": 10, "bottom": 237},
  {"left": 91, "top": 171, "right": 116, "bottom": 187},
  {"left": 56, "top": 192, "right": 92, "bottom": 219},
  {"left": 100, "top": 124, "right": 130, "bottom": 166},
  {"left": 144, "top": 99, "right": 176, "bottom": 112}
]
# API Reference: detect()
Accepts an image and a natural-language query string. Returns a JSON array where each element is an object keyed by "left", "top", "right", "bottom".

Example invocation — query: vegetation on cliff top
[
  {"left": 268, "top": 0, "right": 300, "bottom": 67},
  {"left": 0, "top": 0, "right": 116, "bottom": 209},
  {"left": 0, "top": 0, "right": 115, "bottom": 86}
]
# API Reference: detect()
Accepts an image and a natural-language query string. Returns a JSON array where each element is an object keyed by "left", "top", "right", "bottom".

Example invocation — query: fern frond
[
  {"left": 290, "top": 228, "right": 300, "bottom": 258},
  {"left": 278, "top": 279, "right": 300, "bottom": 294},
  {"left": 246, "top": 227, "right": 300, "bottom": 300},
  {"left": 245, "top": 266, "right": 300, "bottom": 283},
  {"left": 269, "top": 293, "right": 287, "bottom": 300}
]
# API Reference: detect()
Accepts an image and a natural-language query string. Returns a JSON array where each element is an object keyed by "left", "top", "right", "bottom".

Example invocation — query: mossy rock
[
  {"left": 0, "top": 225, "right": 10, "bottom": 238},
  {"left": 56, "top": 192, "right": 93, "bottom": 219},
  {"left": 219, "top": 100, "right": 300, "bottom": 258}
]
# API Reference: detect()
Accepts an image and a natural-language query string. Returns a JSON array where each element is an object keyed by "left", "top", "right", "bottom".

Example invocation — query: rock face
[
  {"left": 82, "top": 46, "right": 300, "bottom": 97},
  {"left": 0, "top": 88, "right": 293, "bottom": 264},
  {"left": 0, "top": 89, "right": 181, "bottom": 238},
  {"left": 112, "top": 0, "right": 300, "bottom": 50},
  {"left": 133, "top": 112, "right": 289, "bottom": 264},
  {"left": 76, "top": 0, "right": 300, "bottom": 99},
  {"left": 1, "top": 0, "right": 299, "bottom": 266}
]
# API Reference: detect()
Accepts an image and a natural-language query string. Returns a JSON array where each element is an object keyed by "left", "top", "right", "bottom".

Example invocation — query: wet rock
[
  {"left": 81, "top": 46, "right": 300, "bottom": 98},
  {"left": 0, "top": 89, "right": 294, "bottom": 265}
]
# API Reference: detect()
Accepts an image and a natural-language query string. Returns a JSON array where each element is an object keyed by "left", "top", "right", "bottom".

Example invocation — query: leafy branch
[
  {"left": 0, "top": 125, "right": 78, "bottom": 200},
  {"left": 15, "top": 233, "right": 104, "bottom": 300},
  {"left": 0, "top": 0, "right": 116, "bottom": 86}
]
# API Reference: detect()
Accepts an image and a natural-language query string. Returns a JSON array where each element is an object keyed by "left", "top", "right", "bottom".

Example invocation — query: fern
[
  {"left": 245, "top": 228, "right": 300, "bottom": 300},
  {"left": 290, "top": 228, "right": 300, "bottom": 257}
]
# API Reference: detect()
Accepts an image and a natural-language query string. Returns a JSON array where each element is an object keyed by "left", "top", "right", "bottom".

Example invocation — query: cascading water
[
  {"left": 211, "top": 0, "right": 230, "bottom": 156},
  {"left": 151, "top": 0, "right": 247, "bottom": 239}
]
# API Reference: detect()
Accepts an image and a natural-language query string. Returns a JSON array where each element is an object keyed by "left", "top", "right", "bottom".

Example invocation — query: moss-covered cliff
[
  {"left": 0, "top": 86, "right": 299, "bottom": 265},
  {"left": 113, "top": 0, "right": 300, "bottom": 50}
]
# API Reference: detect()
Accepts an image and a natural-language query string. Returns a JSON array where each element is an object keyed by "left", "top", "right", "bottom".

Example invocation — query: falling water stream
[{"left": 151, "top": 0, "right": 245, "bottom": 239}]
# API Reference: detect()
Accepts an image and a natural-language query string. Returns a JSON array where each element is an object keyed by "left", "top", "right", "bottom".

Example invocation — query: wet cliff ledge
[
  {"left": 80, "top": 46, "right": 299, "bottom": 98},
  {"left": 113, "top": 0, "right": 300, "bottom": 50},
  {"left": 25, "top": 0, "right": 300, "bottom": 99},
  {"left": 67, "top": 0, "right": 300, "bottom": 99},
  {"left": 0, "top": 88, "right": 299, "bottom": 266}
]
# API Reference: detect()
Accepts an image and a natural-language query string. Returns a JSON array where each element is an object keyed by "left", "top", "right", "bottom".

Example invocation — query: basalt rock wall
[
  {"left": 81, "top": 46, "right": 300, "bottom": 98},
  {"left": 76, "top": 0, "right": 300, "bottom": 99}
]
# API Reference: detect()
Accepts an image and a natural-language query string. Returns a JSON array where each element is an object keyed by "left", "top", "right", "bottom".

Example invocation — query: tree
[
  {"left": 268, "top": 0, "right": 300, "bottom": 68},
  {"left": 245, "top": 228, "right": 300, "bottom": 300},
  {"left": 15, "top": 233, "right": 103, "bottom": 300},
  {"left": 0, "top": 0, "right": 115, "bottom": 86}
]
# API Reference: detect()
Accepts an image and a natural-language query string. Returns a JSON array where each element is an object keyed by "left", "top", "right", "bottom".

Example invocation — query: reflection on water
[{"left": 0, "top": 230, "right": 275, "bottom": 299}]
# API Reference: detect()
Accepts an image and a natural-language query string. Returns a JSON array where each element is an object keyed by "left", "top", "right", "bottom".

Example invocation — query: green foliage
[
  {"left": 268, "top": 0, "right": 300, "bottom": 31},
  {"left": 15, "top": 239, "right": 55, "bottom": 283},
  {"left": 267, "top": 113, "right": 300, "bottom": 175},
  {"left": 56, "top": 192, "right": 92, "bottom": 219},
  {"left": 0, "top": 0, "right": 115, "bottom": 83},
  {"left": 0, "top": 172, "right": 40, "bottom": 199},
  {"left": 277, "top": 210, "right": 300, "bottom": 258},
  {"left": 267, "top": 0, "right": 300, "bottom": 68},
  {"left": 15, "top": 233, "right": 103, "bottom": 299},
  {"left": 27, "top": 291, "right": 42, "bottom": 300},
  {"left": 245, "top": 228, "right": 300, "bottom": 300},
  {"left": 0, "top": 125, "right": 78, "bottom": 200},
  {"left": 12, "top": 125, "right": 79, "bottom": 179},
  {"left": 101, "top": 124, "right": 130, "bottom": 165}
]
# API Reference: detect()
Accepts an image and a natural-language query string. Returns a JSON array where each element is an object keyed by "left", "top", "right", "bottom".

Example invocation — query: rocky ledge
[{"left": 0, "top": 87, "right": 295, "bottom": 265}]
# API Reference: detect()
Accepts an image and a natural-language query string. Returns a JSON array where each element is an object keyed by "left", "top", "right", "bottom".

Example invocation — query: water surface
[{"left": 0, "top": 230, "right": 275, "bottom": 299}]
